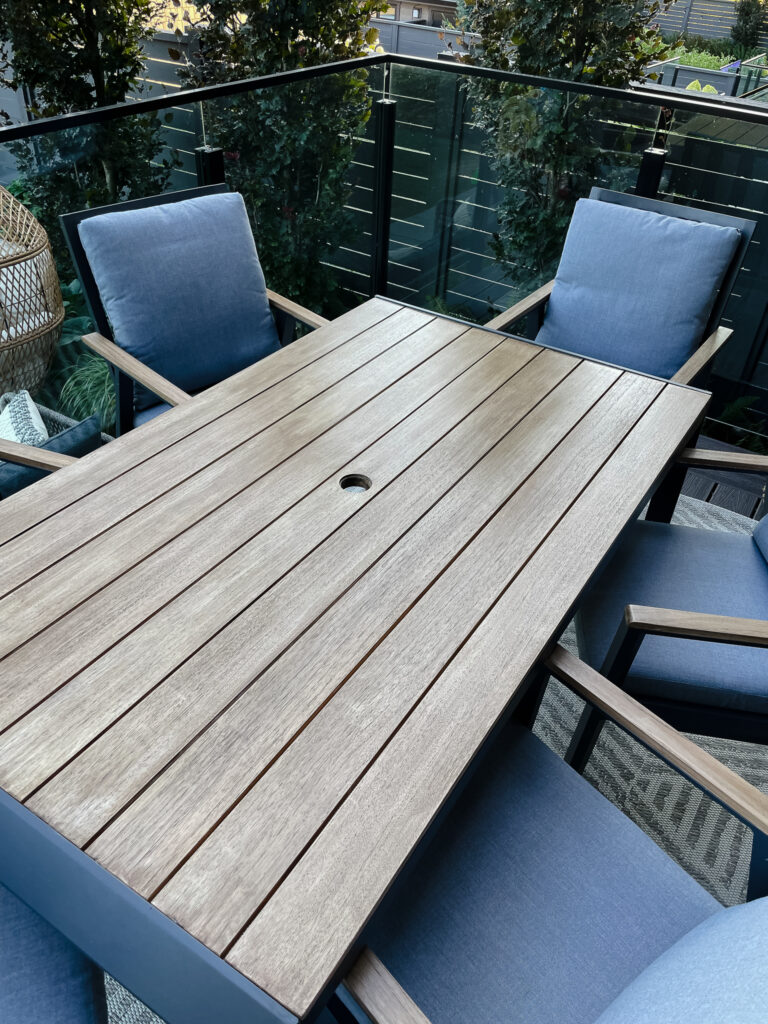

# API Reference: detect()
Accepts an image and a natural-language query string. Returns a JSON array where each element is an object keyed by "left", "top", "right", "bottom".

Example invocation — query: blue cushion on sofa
[
  {"left": 78, "top": 192, "right": 280, "bottom": 412},
  {"left": 0, "top": 883, "right": 106, "bottom": 1023},
  {"left": 0, "top": 414, "right": 102, "bottom": 500},
  {"left": 594, "top": 896, "right": 768, "bottom": 1023},
  {"left": 577, "top": 520, "right": 768, "bottom": 713},
  {"left": 536, "top": 199, "right": 741, "bottom": 378},
  {"left": 365, "top": 723, "right": 717, "bottom": 1024}
]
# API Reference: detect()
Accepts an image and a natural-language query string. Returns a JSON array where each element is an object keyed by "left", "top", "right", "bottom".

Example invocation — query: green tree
[
  {"left": 456, "top": 0, "right": 673, "bottom": 291},
  {"left": 0, "top": 0, "right": 174, "bottom": 266},
  {"left": 181, "top": 0, "right": 379, "bottom": 314},
  {"left": 732, "top": 0, "right": 766, "bottom": 49}
]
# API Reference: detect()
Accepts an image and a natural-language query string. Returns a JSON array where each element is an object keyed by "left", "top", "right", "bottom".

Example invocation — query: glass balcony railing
[{"left": 3, "top": 52, "right": 768, "bottom": 438}]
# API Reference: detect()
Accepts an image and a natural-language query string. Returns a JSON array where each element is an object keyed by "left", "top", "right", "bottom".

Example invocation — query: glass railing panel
[
  {"left": 386, "top": 62, "right": 661, "bottom": 323},
  {"left": 660, "top": 104, "right": 768, "bottom": 405},
  {"left": 0, "top": 66, "right": 381, "bottom": 430},
  {"left": 198, "top": 65, "right": 381, "bottom": 318},
  {"left": 0, "top": 103, "right": 199, "bottom": 431}
]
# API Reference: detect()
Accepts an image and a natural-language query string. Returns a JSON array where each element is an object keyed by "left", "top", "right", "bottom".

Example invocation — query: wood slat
[
  {"left": 1, "top": 322, "right": 518, "bottom": 797},
  {"left": 0, "top": 310, "right": 450, "bottom": 658},
  {"left": 346, "top": 949, "right": 432, "bottom": 1024},
  {"left": 224, "top": 383, "right": 708, "bottom": 1018},
  {"left": 151, "top": 368, "right": 656, "bottom": 954},
  {"left": 25, "top": 348, "right": 576, "bottom": 840},
  {"left": 546, "top": 644, "right": 768, "bottom": 834},
  {"left": 0, "top": 440, "right": 77, "bottom": 472},
  {"left": 0, "top": 298, "right": 397, "bottom": 547},
  {"left": 0, "top": 327, "right": 520, "bottom": 734}
]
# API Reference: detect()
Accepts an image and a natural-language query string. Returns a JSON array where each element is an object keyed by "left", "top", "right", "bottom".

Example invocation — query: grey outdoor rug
[{"left": 106, "top": 494, "right": 767, "bottom": 1022}]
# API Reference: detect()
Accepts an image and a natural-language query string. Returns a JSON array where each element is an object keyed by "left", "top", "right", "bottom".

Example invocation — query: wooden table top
[{"left": 0, "top": 298, "right": 709, "bottom": 1020}]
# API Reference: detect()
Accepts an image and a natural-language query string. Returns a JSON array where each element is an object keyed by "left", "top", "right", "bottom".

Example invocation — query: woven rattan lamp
[{"left": 0, "top": 184, "right": 64, "bottom": 394}]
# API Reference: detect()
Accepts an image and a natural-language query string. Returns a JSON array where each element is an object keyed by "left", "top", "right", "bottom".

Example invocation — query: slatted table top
[{"left": 0, "top": 298, "right": 709, "bottom": 1020}]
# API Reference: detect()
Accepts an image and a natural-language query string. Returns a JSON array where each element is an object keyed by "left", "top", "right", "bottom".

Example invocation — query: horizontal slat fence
[
  {"left": 135, "top": 34, "right": 201, "bottom": 190},
  {"left": 656, "top": 0, "right": 768, "bottom": 48}
]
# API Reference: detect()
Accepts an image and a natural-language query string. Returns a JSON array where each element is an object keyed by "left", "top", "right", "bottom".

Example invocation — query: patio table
[{"left": 0, "top": 297, "right": 709, "bottom": 1024}]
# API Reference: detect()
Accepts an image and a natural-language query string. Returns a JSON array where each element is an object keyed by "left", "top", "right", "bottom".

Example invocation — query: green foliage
[
  {"left": 0, "top": 1, "right": 174, "bottom": 273},
  {"left": 685, "top": 79, "right": 719, "bottom": 92},
  {"left": 661, "top": 31, "right": 763, "bottom": 61},
  {"left": 460, "top": 0, "right": 673, "bottom": 84},
  {"left": 456, "top": 0, "right": 673, "bottom": 288},
  {"left": 59, "top": 355, "right": 115, "bottom": 432},
  {"left": 182, "top": 0, "right": 379, "bottom": 315},
  {"left": 678, "top": 48, "right": 735, "bottom": 69},
  {"left": 732, "top": 0, "right": 766, "bottom": 49},
  {"left": 35, "top": 278, "right": 115, "bottom": 433}
]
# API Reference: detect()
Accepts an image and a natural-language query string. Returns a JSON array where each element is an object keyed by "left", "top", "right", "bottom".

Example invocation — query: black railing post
[
  {"left": 194, "top": 145, "right": 225, "bottom": 186},
  {"left": 371, "top": 98, "right": 397, "bottom": 297},
  {"left": 634, "top": 146, "right": 667, "bottom": 199}
]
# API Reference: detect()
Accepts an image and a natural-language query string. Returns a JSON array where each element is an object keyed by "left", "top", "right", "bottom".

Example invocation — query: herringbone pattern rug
[{"left": 106, "top": 495, "right": 767, "bottom": 1022}]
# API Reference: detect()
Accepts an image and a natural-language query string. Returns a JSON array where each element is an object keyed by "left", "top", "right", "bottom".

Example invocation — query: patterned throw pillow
[{"left": 0, "top": 390, "right": 48, "bottom": 447}]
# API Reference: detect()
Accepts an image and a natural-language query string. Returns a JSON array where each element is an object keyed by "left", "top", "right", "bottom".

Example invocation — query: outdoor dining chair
[
  {"left": 335, "top": 647, "right": 768, "bottom": 1024},
  {"left": 1, "top": 882, "right": 106, "bottom": 1023},
  {"left": 565, "top": 444, "right": 768, "bottom": 742},
  {"left": 487, "top": 187, "right": 756, "bottom": 385},
  {"left": 60, "top": 185, "right": 330, "bottom": 435}
]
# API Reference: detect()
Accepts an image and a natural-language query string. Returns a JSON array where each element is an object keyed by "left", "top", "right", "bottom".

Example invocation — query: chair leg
[
  {"left": 327, "top": 992, "right": 363, "bottom": 1024},
  {"left": 565, "top": 705, "right": 606, "bottom": 773},
  {"left": 114, "top": 367, "right": 134, "bottom": 437},
  {"left": 645, "top": 461, "right": 687, "bottom": 523},
  {"left": 512, "top": 666, "right": 548, "bottom": 729},
  {"left": 747, "top": 829, "right": 768, "bottom": 901}
]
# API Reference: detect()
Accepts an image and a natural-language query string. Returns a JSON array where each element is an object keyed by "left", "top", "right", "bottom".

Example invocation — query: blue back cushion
[
  {"left": 594, "top": 896, "right": 768, "bottom": 1023},
  {"left": 536, "top": 199, "right": 741, "bottom": 378},
  {"left": 78, "top": 193, "right": 280, "bottom": 411},
  {"left": 0, "top": 415, "right": 102, "bottom": 500}
]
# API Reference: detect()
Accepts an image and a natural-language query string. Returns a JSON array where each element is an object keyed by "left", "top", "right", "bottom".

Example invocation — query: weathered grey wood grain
[
  {"left": 0, "top": 298, "right": 397, "bottom": 547},
  {"left": 224, "top": 385, "right": 708, "bottom": 1017}
]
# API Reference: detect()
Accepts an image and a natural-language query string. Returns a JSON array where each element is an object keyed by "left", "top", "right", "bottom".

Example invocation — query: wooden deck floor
[{"left": 683, "top": 437, "right": 767, "bottom": 520}]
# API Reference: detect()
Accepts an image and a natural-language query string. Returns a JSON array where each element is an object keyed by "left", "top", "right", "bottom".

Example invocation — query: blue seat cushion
[
  {"left": 577, "top": 520, "right": 768, "bottom": 713},
  {"left": 0, "top": 414, "right": 102, "bottom": 500},
  {"left": 364, "top": 723, "right": 717, "bottom": 1024},
  {"left": 133, "top": 402, "right": 171, "bottom": 428},
  {"left": 595, "top": 896, "right": 768, "bottom": 1023},
  {"left": 78, "top": 192, "right": 280, "bottom": 412},
  {"left": 0, "top": 883, "right": 106, "bottom": 1023},
  {"left": 536, "top": 199, "right": 741, "bottom": 378}
]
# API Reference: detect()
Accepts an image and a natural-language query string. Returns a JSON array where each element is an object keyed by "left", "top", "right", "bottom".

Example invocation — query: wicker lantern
[{"left": 0, "top": 184, "right": 65, "bottom": 394}]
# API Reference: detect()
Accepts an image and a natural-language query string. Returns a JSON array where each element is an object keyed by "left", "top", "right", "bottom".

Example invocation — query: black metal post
[
  {"left": 634, "top": 146, "right": 668, "bottom": 199},
  {"left": 194, "top": 145, "right": 226, "bottom": 186},
  {"left": 371, "top": 98, "right": 397, "bottom": 298}
]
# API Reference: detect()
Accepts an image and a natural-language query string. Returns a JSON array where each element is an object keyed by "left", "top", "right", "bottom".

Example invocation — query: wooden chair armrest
[
  {"left": 266, "top": 289, "right": 330, "bottom": 331},
  {"left": 677, "top": 447, "right": 768, "bottom": 474},
  {"left": 345, "top": 948, "right": 433, "bottom": 1024},
  {"left": 625, "top": 604, "right": 768, "bottom": 648},
  {"left": 0, "top": 438, "right": 77, "bottom": 472},
  {"left": 485, "top": 279, "right": 555, "bottom": 333},
  {"left": 545, "top": 644, "right": 768, "bottom": 836},
  {"left": 82, "top": 333, "right": 191, "bottom": 408},
  {"left": 671, "top": 326, "right": 732, "bottom": 386}
]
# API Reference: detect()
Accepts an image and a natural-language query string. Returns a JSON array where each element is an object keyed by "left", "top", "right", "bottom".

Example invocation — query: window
[
  {"left": 378, "top": 5, "right": 398, "bottom": 19},
  {"left": 412, "top": 7, "right": 422, "bottom": 17}
]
